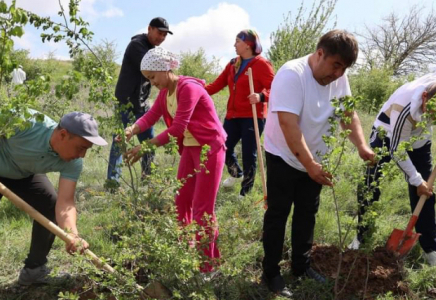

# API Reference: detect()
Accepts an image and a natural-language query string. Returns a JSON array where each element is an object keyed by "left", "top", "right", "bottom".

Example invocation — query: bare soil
[{"left": 311, "top": 244, "right": 409, "bottom": 299}]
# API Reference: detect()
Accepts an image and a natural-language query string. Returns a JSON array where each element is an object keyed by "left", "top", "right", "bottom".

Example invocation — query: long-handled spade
[
  {"left": 386, "top": 165, "right": 436, "bottom": 257},
  {"left": 247, "top": 67, "right": 267, "bottom": 207},
  {"left": 0, "top": 181, "right": 171, "bottom": 299}
]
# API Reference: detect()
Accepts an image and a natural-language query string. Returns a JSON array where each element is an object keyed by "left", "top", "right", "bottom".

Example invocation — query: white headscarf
[{"left": 140, "top": 46, "right": 180, "bottom": 72}]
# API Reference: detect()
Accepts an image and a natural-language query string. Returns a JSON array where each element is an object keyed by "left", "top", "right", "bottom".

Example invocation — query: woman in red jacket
[{"left": 206, "top": 29, "right": 274, "bottom": 197}]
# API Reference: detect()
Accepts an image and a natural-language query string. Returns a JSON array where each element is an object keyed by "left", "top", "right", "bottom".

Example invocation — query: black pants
[
  {"left": 0, "top": 174, "right": 57, "bottom": 268},
  {"left": 357, "top": 129, "right": 436, "bottom": 252},
  {"left": 223, "top": 118, "right": 265, "bottom": 196},
  {"left": 262, "top": 152, "right": 322, "bottom": 278}
]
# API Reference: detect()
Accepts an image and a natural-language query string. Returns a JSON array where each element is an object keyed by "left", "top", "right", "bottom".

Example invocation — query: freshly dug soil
[
  {"left": 0, "top": 244, "right": 410, "bottom": 300},
  {"left": 311, "top": 244, "right": 409, "bottom": 299}
]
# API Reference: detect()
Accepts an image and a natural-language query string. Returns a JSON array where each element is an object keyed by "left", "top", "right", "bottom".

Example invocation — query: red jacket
[
  {"left": 135, "top": 76, "right": 227, "bottom": 155},
  {"left": 205, "top": 55, "right": 274, "bottom": 119}
]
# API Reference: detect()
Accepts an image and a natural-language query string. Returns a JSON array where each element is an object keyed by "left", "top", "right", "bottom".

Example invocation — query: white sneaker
[
  {"left": 347, "top": 236, "right": 361, "bottom": 250},
  {"left": 200, "top": 270, "right": 219, "bottom": 282},
  {"left": 222, "top": 176, "right": 242, "bottom": 188},
  {"left": 423, "top": 251, "right": 436, "bottom": 266}
]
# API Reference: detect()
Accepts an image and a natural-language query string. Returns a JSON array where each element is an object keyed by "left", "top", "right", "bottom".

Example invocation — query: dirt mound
[{"left": 311, "top": 244, "right": 409, "bottom": 299}]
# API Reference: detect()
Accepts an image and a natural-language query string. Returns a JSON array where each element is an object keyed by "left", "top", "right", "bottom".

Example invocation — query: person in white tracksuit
[{"left": 351, "top": 73, "right": 436, "bottom": 266}]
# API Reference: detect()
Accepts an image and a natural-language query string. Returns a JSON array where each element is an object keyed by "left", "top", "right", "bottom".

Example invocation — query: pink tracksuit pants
[{"left": 175, "top": 145, "right": 225, "bottom": 272}]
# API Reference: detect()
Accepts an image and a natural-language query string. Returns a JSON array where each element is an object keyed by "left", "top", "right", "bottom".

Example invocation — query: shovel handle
[
  {"left": 412, "top": 165, "right": 436, "bottom": 217},
  {"left": 402, "top": 165, "right": 436, "bottom": 235},
  {"left": 0, "top": 181, "right": 115, "bottom": 274},
  {"left": 248, "top": 67, "right": 267, "bottom": 202}
]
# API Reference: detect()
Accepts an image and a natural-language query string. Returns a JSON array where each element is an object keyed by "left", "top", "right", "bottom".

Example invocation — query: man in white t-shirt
[{"left": 261, "top": 30, "right": 374, "bottom": 296}]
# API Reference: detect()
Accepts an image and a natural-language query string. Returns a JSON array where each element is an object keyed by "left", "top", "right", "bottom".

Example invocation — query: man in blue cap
[{"left": 0, "top": 109, "right": 107, "bottom": 285}]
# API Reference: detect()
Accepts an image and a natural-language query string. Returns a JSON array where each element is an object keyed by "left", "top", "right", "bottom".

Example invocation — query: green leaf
[
  {"left": 35, "top": 113, "right": 45, "bottom": 123},
  {"left": 79, "top": 27, "right": 88, "bottom": 35},
  {"left": 12, "top": 8, "right": 21, "bottom": 22},
  {"left": 10, "top": 26, "right": 24, "bottom": 37},
  {"left": 0, "top": 1, "right": 8, "bottom": 13},
  {"left": 20, "top": 12, "right": 28, "bottom": 24}
]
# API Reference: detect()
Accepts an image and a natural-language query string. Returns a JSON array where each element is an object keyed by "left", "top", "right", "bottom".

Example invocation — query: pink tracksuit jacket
[{"left": 135, "top": 76, "right": 226, "bottom": 272}]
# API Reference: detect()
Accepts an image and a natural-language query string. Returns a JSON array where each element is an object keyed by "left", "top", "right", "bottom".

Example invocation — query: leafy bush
[
  {"left": 267, "top": 0, "right": 337, "bottom": 71},
  {"left": 72, "top": 39, "right": 119, "bottom": 80},
  {"left": 72, "top": 139, "right": 222, "bottom": 300},
  {"left": 9, "top": 49, "right": 61, "bottom": 81},
  {"left": 177, "top": 48, "right": 220, "bottom": 83},
  {"left": 349, "top": 67, "right": 406, "bottom": 114},
  {"left": 0, "top": 0, "right": 27, "bottom": 85}
]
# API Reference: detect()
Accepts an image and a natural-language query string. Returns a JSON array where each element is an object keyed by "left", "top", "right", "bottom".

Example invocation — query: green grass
[
  {"left": 1, "top": 98, "right": 436, "bottom": 299},
  {"left": 50, "top": 60, "right": 74, "bottom": 82}
]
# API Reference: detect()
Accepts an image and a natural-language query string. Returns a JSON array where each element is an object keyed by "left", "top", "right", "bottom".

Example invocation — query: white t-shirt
[
  {"left": 11, "top": 68, "right": 26, "bottom": 85},
  {"left": 264, "top": 55, "right": 351, "bottom": 172}
]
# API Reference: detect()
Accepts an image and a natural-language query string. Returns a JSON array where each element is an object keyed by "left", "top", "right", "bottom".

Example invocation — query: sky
[{"left": 7, "top": 0, "right": 436, "bottom": 69}]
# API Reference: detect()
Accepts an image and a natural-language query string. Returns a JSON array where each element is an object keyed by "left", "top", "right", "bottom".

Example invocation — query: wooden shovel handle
[
  {"left": 0, "top": 181, "right": 115, "bottom": 274},
  {"left": 247, "top": 67, "right": 267, "bottom": 201},
  {"left": 402, "top": 165, "right": 436, "bottom": 235},
  {"left": 412, "top": 165, "right": 436, "bottom": 217}
]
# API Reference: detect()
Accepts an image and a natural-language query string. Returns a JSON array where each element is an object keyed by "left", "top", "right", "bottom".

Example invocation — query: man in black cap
[
  {"left": 106, "top": 17, "right": 172, "bottom": 186},
  {"left": 0, "top": 109, "right": 107, "bottom": 285}
]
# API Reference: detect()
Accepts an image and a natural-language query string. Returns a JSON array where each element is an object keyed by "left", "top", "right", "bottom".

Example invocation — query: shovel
[
  {"left": 247, "top": 67, "right": 267, "bottom": 208},
  {"left": 386, "top": 165, "right": 436, "bottom": 257},
  {"left": 0, "top": 181, "right": 171, "bottom": 299}
]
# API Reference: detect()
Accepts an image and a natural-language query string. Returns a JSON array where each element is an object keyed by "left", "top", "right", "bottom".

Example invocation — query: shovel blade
[{"left": 386, "top": 228, "right": 420, "bottom": 258}]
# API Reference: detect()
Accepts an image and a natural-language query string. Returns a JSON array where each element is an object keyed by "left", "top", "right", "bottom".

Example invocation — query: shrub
[
  {"left": 72, "top": 39, "right": 119, "bottom": 80},
  {"left": 177, "top": 48, "right": 220, "bottom": 83},
  {"left": 349, "top": 67, "right": 406, "bottom": 114},
  {"left": 267, "top": 0, "right": 337, "bottom": 71}
]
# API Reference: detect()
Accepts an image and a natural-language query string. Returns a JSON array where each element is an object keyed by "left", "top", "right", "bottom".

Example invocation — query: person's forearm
[
  {"left": 278, "top": 112, "right": 315, "bottom": 169},
  {"left": 55, "top": 202, "right": 78, "bottom": 235},
  {"left": 130, "top": 123, "right": 141, "bottom": 135},
  {"left": 283, "top": 125, "right": 315, "bottom": 168},
  {"left": 342, "top": 111, "right": 366, "bottom": 150},
  {"left": 148, "top": 137, "right": 161, "bottom": 147}
]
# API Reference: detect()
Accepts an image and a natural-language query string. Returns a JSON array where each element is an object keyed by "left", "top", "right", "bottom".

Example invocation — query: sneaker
[
  {"left": 200, "top": 270, "right": 219, "bottom": 282},
  {"left": 104, "top": 179, "right": 120, "bottom": 194},
  {"left": 348, "top": 236, "right": 361, "bottom": 250},
  {"left": 424, "top": 251, "right": 436, "bottom": 266},
  {"left": 261, "top": 273, "right": 293, "bottom": 298},
  {"left": 18, "top": 265, "right": 51, "bottom": 286},
  {"left": 222, "top": 176, "right": 242, "bottom": 188},
  {"left": 299, "top": 267, "right": 326, "bottom": 284}
]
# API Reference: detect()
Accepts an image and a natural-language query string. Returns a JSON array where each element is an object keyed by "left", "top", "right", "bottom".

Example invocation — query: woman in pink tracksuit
[{"left": 124, "top": 47, "right": 226, "bottom": 272}]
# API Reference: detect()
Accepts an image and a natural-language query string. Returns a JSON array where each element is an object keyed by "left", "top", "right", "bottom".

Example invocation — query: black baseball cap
[{"left": 149, "top": 17, "right": 173, "bottom": 35}]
